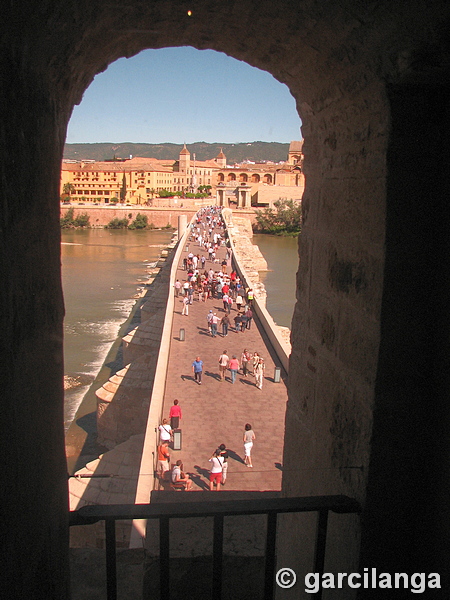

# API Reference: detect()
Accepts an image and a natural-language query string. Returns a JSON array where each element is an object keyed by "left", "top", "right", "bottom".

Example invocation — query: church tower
[
  {"left": 215, "top": 148, "right": 226, "bottom": 168},
  {"left": 179, "top": 143, "right": 190, "bottom": 173}
]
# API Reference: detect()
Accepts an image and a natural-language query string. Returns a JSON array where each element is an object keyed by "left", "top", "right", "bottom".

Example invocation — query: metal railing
[{"left": 69, "top": 494, "right": 361, "bottom": 600}]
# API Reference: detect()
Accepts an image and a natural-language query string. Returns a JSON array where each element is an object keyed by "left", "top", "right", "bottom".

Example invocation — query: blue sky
[{"left": 66, "top": 47, "right": 302, "bottom": 145}]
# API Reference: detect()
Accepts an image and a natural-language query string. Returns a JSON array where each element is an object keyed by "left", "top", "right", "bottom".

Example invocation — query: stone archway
[{"left": 3, "top": 2, "right": 450, "bottom": 598}]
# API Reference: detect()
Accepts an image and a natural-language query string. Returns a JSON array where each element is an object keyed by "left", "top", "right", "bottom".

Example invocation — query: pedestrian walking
[
  {"left": 169, "top": 399, "right": 182, "bottom": 429},
  {"left": 241, "top": 349, "right": 252, "bottom": 377},
  {"left": 188, "top": 284, "right": 194, "bottom": 304},
  {"left": 182, "top": 295, "right": 189, "bottom": 316},
  {"left": 254, "top": 356, "right": 265, "bottom": 389},
  {"left": 174, "top": 279, "right": 182, "bottom": 297},
  {"left": 207, "top": 309, "right": 214, "bottom": 334},
  {"left": 222, "top": 293, "right": 229, "bottom": 312},
  {"left": 192, "top": 356, "right": 203, "bottom": 384},
  {"left": 218, "top": 443, "right": 229, "bottom": 485},
  {"left": 243, "top": 423, "right": 255, "bottom": 467},
  {"left": 221, "top": 313, "right": 230, "bottom": 337},
  {"left": 221, "top": 259, "right": 228, "bottom": 274},
  {"left": 239, "top": 312, "right": 248, "bottom": 331},
  {"left": 236, "top": 293, "right": 243, "bottom": 311},
  {"left": 209, "top": 449, "right": 224, "bottom": 491},
  {"left": 229, "top": 355, "right": 239, "bottom": 384},
  {"left": 244, "top": 307, "right": 253, "bottom": 329},
  {"left": 211, "top": 313, "right": 220, "bottom": 337},
  {"left": 218, "top": 350, "right": 229, "bottom": 381},
  {"left": 251, "top": 351, "right": 260, "bottom": 375}
]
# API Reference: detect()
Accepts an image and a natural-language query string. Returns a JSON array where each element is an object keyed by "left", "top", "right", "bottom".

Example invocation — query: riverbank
[
  {"left": 61, "top": 204, "right": 258, "bottom": 228},
  {"left": 64, "top": 232, "right": 177, "bottom": 474}
]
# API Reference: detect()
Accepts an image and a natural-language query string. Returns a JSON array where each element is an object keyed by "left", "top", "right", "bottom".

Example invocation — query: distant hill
[{"left": 63, "top": 141, "right": 291, "bottom": 164}]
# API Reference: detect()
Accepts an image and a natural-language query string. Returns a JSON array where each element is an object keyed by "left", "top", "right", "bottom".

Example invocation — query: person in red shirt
[
  {"left": 169, "top": 399, "right": 182, "bottom": 429},
  {"left": 228, "top": 355, "right": 240, "bottom": 384}
]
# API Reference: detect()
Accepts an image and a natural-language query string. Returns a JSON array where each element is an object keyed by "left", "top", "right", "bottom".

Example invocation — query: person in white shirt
[
  {"left": 158, "top": 418, "right": 172, "bottom": 443},
  {"left": 209, "top": 449, "right": 224, "bottom": 491},
  {"left": 218, "top": 351, "right": 229, "bottom": 381}
]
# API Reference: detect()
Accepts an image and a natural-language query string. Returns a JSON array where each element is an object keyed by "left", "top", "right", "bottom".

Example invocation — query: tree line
[
  {"left": 60, "top": 208, "right": 173, "bottom": 230},
  {"left": 252, "top": 199, "right": 302, "bottom": 235}
]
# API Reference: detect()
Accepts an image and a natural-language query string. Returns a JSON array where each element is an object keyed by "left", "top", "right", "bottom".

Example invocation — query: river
[
  {"left": 253, "top": 233, "right": 298, "bottom": 329},
  {"left": 62, "top": 229, "right": 298, "bottom": 432},
  {"left": 61, "top": 228, "right": 173, "bottom": 431}
]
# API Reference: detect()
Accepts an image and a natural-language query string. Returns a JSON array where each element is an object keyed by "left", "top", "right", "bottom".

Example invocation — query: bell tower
[{"left": 179, "top": 143, "right": 190, "bottom": 173}]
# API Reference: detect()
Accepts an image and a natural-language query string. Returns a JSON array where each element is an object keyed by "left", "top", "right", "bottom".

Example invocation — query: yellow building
[
  {"left": 60, "top": 142, "right": 304, "bottom": 206},
  {"left": 172, "top": 144, "right": 220, "bottom": 194},
  {"left": 60, "top": 157, "right": 175, "bottom": 205}
]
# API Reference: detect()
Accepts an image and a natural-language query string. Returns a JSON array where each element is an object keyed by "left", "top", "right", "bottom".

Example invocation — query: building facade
[{"left": 60, "top": 142, "right": 305, "bottom": 206}]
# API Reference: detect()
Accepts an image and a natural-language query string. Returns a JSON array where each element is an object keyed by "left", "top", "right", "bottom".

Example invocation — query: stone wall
[
  {"left": 61, "top": 206, "right": 196, "bottom": 228},
  {"left": 253, "top": 184, "right": 304, "bottom": 206}
]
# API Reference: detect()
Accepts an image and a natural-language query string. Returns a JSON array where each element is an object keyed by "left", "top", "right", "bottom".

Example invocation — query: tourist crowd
[{"left": 157, "top": 206, "right": 266, "bottom": 491}]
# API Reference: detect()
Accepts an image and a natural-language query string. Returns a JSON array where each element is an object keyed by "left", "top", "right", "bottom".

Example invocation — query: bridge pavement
[{"left": 160, "top": 224, "right": 288, "bottom": 492}]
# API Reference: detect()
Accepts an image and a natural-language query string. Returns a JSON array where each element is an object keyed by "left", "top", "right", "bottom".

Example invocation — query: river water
[
  {"left": 253, "top": 234, "right": 298, "bottom": 329},
  {"left": 62, "top": 228, "right": 173, "bottom": 431},
  {"left": 62, "top": 229, "right": 298, "bottom": 431}
]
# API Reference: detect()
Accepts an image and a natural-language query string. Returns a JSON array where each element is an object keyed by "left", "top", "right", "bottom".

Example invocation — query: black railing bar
[
  {"left": 69, "top": 495, "right": 361, "bottom": 526},
  {"left": 263, "top": 511, "right": 278, "bottom": 600},
  {"left": 313, "top": 510, "right": 329, "bottom": 600},
  {"left": 212, "top": 515, "right": 224, "bottom": 600},
  {"left": 160, "top": 517, "right": 170, "bottom": 600},
  {"left": 105, "top": 520, "right": 118, "bottom": 600}
]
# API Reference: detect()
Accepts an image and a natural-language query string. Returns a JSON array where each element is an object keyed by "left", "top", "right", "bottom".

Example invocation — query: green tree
[
  {"left": 60, "top": 207, "right": 90, "bottom": 228},
  {"left": 73, "top": 213, "right": 90, "bottom": 227},
  {"left": 63, "top": 182, "right": 75, "bottom": 197},
  {"left": 128, "top": 213, "right": 148, "bottom": 230},
  {"left": 60, "top": 207, "right": 75, "bottom": 228},
  {"left": 198, "top": 185, "right": 212, "bottom": 195},
  {"left": 119, "top": 173, "right": 127, "bottom": 202},
  {"left": 253, "top": 199, "right": 302, "bottom": 235},
  {"left": 105, "top": 217, "right": 129, "bottom": 229}
]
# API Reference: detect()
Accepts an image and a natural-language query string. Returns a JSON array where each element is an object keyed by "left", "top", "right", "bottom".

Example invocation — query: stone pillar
[
  {"left": 238, "top": 185, "right": 252, "bottom": 208},
  {"left": 1, "top": 45, "right": 70, "bottom": 599},
  {"left": 216, "top": 188, "right": 225, "bottom": 207}
]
